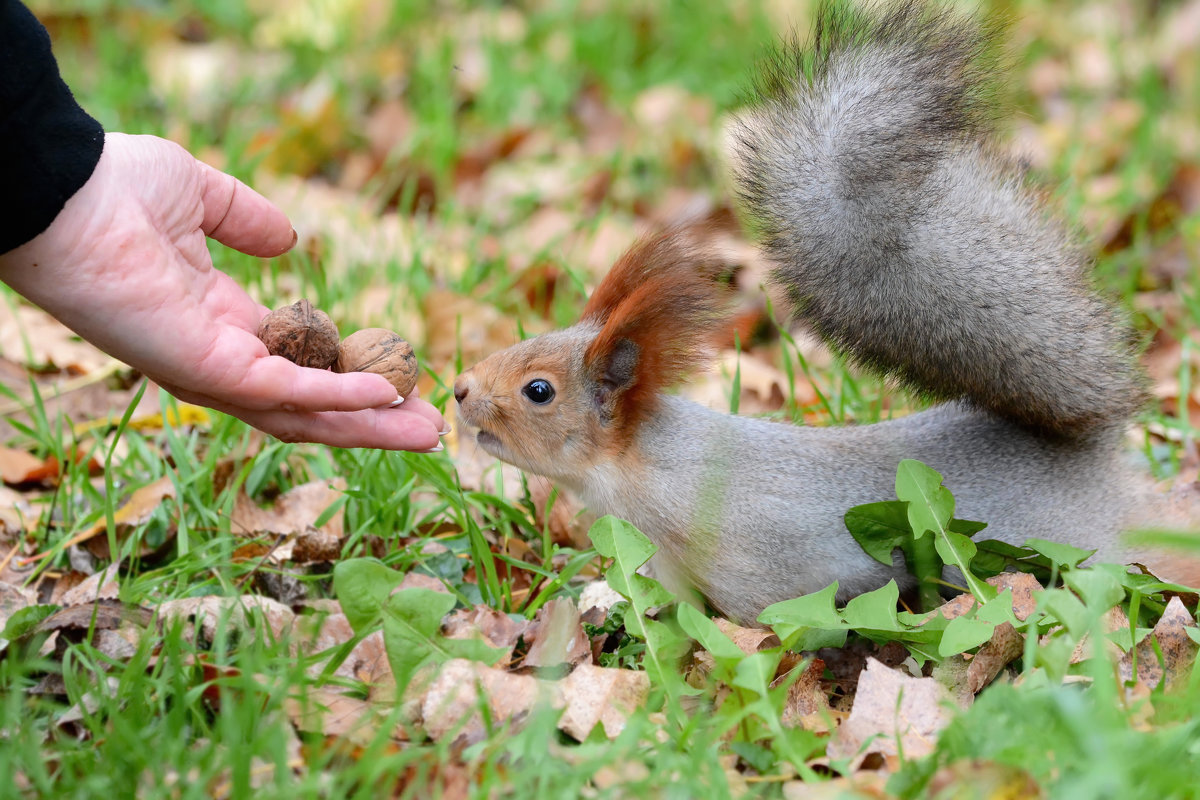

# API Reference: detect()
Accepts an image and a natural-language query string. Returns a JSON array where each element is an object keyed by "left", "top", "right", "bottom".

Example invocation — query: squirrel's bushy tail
[{"left": 731, "top": 0, "right": 1145, "bottom": 435}]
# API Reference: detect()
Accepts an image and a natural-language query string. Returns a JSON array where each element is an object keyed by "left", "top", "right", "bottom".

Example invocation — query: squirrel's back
[{"left": 731, "top": 1, "right": 1145, "bottom": 435}]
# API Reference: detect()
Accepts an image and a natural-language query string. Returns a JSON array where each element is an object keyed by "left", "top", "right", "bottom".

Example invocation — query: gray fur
[
  {"left": 584, "top": 397, "right": 1145, "bottom": 624},
  {"left": 730, "top": 1, "right": 1146, "bottom": 435}
]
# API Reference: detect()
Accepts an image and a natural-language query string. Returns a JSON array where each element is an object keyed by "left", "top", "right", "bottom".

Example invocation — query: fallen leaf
[
  {"left": 82, "top": 475, "right": 177, "bottom": 560},
  {"left": 926, "top": 760, "right": 1043, "bottom": 800},
  {"left": 285, "top": 686, "right": 407, "bottom": 745},
  {"left": 1119, "top": 596, "right": 1199, "bottom": 692},
  {"left": 966, "top": 622, "right": 1024, "bottom": 694},
  {"left": 714, "top": 617, "right": 781, "bottom": 655},
  {"left": 72, "top": 403, "right": 211, "bottom": 436},
  {"left": 423, "top": 288, "right": 521, "bottom": 374},
  {"left": 155, "top": 595, "right": 295, "bottom": 643},
  {"left": 528, "top": 475, "right": 593, "bottom": 550},
  {"left": 36, "top": 600, "right": 152, "bottom": 634},
  {"left": 826, "top": 658, "right": 962, "bottom": 769},
  {"left": 92, "top": 623, "right": 145, "bottom": 660},
  {"left": 781, "top": 772, "right": 889, "bottom": 799},
  {"left": 0, "top": 580, "right": 36, "bottom": 633},
  {"left": 557, "top": 663, "right": 649, "bottom": 741},
  {"left": 20, "top": 476, "right": 180, "bottom": 562},
  {"left": 523, "top": 598, "right": 590, "bottom": 670},
  {"left": 420, "top": 658, "right": 544, "bottom": 743},
  {"left": 229, "top": 479, "right": 345, "bottom": 538},
  {"left": 934, "top": 573, "right": 1042, "bottom": 622},
  {"left": 1069, "top": 606, "right": 1131, "bottom": 665},
  {"left": 0, "top": 304, "right": 110, "bottom": 374},
  {"left": 454, "top": 127, "right": 533, "bottom": 185},
  {"left": 59, "top": 563, "right": 121, "bottom": 605},
  {"left": 0, "top": 485, "right": 34, "bottom": 537},
  {"left": 292, "top": 528, "right": 343, "bottom": 563},
  {"left": 443, "top": 604, "right": 529, "bottom": 666},
  {"left": 0, "top": 447, "right": 46, "bottom": 485},
  {"left": 774, "top": 655, "right": 832, "bottom": 729},
  {"left": 396, "top": 572, "right": 450, "bottom": 594}
]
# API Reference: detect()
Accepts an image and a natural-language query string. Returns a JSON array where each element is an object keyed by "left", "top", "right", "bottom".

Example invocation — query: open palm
[{"left": 0, "top": 133, "right": 445, "bottom": 450}]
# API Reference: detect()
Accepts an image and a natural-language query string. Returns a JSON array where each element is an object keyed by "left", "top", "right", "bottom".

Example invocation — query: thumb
[{"left": 198, "top": 161, "right": 296, "bottom": 258}]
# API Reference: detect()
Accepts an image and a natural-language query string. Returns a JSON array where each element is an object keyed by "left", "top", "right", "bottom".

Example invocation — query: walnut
[
  {"left": 256, "top": 299, "right": 340, "bottom": 369},
  {"left": 335, "top": 328, "right": 419, "bottom": 398}
]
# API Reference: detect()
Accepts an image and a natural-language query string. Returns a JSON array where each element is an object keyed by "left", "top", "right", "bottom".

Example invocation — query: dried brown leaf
[
  {"left": 1119, "top": 596, "right": 1199, "bottom": 692},
  {"left": 229, "top": 479, "right": 345, "bottom": 539},
  {"left": 423, "top": 288, "right": 520, "bottom": 374},
  {"left": 0, "top": 485, "right": 33, "bottom": 538},
  {"left": 0, "top": 304, "right": 110, "bottom": 374},
  {"left": 714, "top": 617, "right": 780, "bottom": 655},
  {"left": 528, "top": 475, "right": 593, "bottom": 550},
  {"left": 292, "top": 527, "right": 343, "bottom": 563},
  {"left": 50, "top": 475, "right": 177, "bottom": 561},
  {"left": 92, "top": 623, "right": 144, "bottom": 661},
  {"left": 420, "top": 659, "right": 544, "bottom": 744},
  {"left": 966, "top": 622, "right": 1024, "bottom": 695},
  {"left": 36, "top": 599, "right": 152, "bottom": 634},
  {"left": 557, "top": 663, "right": 649, "bottom": 741},
  {"left": 926, "top": 760, "right": 1042, "bottom": 800},
  {"left": 934, "top": 573, "right": 1042, "bottom": 623},
  {"left": 59, "top": 563, "right": 120, "bottom": 605},
  {"left": 0, "top": 447, "right": 46, "bottom": 485},
  {"left": 782, "top": 772, "right": 889, "bottom": 799},
  {"left": 155, "top": 595, "right": 295, "bottom": 643},
  {"left": 443, "top": 604, "right": 529, "bottom": 666},
  {"left": 826, "top": 658, "right": 961, "bottom": 769},
  {"left": 397, "top": 572, "right": 450, "bottom": 594},
  {"left": 285, "top": 687, "right": 407, "bottom": 745},
  {"left": 774, "top": 655, "right": 832, "bottom": 729},
  {"left": 578, "top": 579, "right": 625, "bottom": 617},
  {"left": 524, "top": 598, "right": 590, "bottom": 670},
  {"left": 0, "top": 580, "right": 36, "bottom": 633}
]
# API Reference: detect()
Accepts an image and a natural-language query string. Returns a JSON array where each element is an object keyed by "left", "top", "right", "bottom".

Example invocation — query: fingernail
[
  {"left": 439, "top": 423, "right": 452, "bottom": 436},
  {"left": 389, "top": 397, "right": 405, "bottom": 407},
  {"left": 419, "top": 442, "right": 444, "bottom": 453},
  {"left": 289, "top": 227, "right": 298, "bottom": 248}
]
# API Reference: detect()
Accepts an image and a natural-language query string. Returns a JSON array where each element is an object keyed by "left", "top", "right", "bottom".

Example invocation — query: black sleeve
[{"left": 0, "top": 0, "right": 105, "bottom": 254}]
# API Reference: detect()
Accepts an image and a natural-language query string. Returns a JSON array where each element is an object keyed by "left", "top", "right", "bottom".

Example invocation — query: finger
[
  {"left": 232, "top": 406, "right": 443, "bottom": 451},
  {"left": 236, "top": 356, "right": 401, "bottom": 412},
  {"left": 197, "top": 161, "right": 296, "bottom": 257},
  {"left": 161, "top": 383, "right": 443, "bottom": 450},
  {"left": 393, "top": 393, "right": 448, "bottom": 433},
  {"left": 164, "top": 354, "right": 399, "bottom": 413}
]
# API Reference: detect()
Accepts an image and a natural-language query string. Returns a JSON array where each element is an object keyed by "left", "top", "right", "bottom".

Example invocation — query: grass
[{"left": 3, "top": 0, "right": 1200, "bottom": 796}]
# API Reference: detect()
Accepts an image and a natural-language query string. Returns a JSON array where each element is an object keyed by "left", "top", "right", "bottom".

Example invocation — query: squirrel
[{"left": 452, "top": 1, "right": 1187, "bottom": 624}]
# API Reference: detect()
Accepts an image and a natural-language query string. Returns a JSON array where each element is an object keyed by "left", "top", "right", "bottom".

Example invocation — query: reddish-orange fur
[{"left": 582, "top": 228, "right": 734, "bottom": 436}]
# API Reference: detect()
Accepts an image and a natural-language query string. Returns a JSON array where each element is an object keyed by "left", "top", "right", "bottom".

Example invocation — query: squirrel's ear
[
  {"left": 583, "top": 228, "right": 734, "bottom": 433},
  {"left": 592, "top": 337, "right": 640, "bottom": 412}
]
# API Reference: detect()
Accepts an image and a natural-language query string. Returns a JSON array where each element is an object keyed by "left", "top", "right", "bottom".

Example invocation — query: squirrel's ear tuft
[{"left": 583, "top": 228, "right": 735, "bottom": 433}]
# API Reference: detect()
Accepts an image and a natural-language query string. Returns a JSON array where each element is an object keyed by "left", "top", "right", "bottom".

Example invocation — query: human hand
[{"left": 0, "top": 133, "right": 446, "bottom": 450}]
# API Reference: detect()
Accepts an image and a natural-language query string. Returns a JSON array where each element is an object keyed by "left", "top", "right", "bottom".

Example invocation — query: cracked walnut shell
[{"left": 335, "top": 328, "right": 419, "bottom": 398}]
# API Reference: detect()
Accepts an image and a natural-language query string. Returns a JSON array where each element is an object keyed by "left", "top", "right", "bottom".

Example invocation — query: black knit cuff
[{"left": 0, "top": 0, "right": 105, "bottom": 254}]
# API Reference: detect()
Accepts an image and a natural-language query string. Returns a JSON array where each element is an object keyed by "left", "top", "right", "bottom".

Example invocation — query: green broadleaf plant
[
  {"left": 589, "top": 515, "right": 691, "bottom": 702},
  {"left": 844, "top": 462, "right": 993, "bottom": 611},
  {"left": 333, "top": 558, "right": 506, "bottom": 690}
]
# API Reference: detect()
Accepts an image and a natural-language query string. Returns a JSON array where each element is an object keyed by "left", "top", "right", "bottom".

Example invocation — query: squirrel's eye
[{"left": 522, "top": 379, "right": 555, "bottom": 405}]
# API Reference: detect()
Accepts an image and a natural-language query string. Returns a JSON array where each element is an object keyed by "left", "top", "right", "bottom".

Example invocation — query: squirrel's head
[{"left": 454, "top": 227, "right": 735, "bottom": 484}]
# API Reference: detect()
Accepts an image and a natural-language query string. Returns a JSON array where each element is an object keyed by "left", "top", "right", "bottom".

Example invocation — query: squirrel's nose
[{"left": 453, "top": 374, "right": 471, "bottom": 404}]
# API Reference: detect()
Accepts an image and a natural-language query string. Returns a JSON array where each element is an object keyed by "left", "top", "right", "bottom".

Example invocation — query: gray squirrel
[{"left": 453, "top": 1, "right": 1186, "bottom": 624}]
